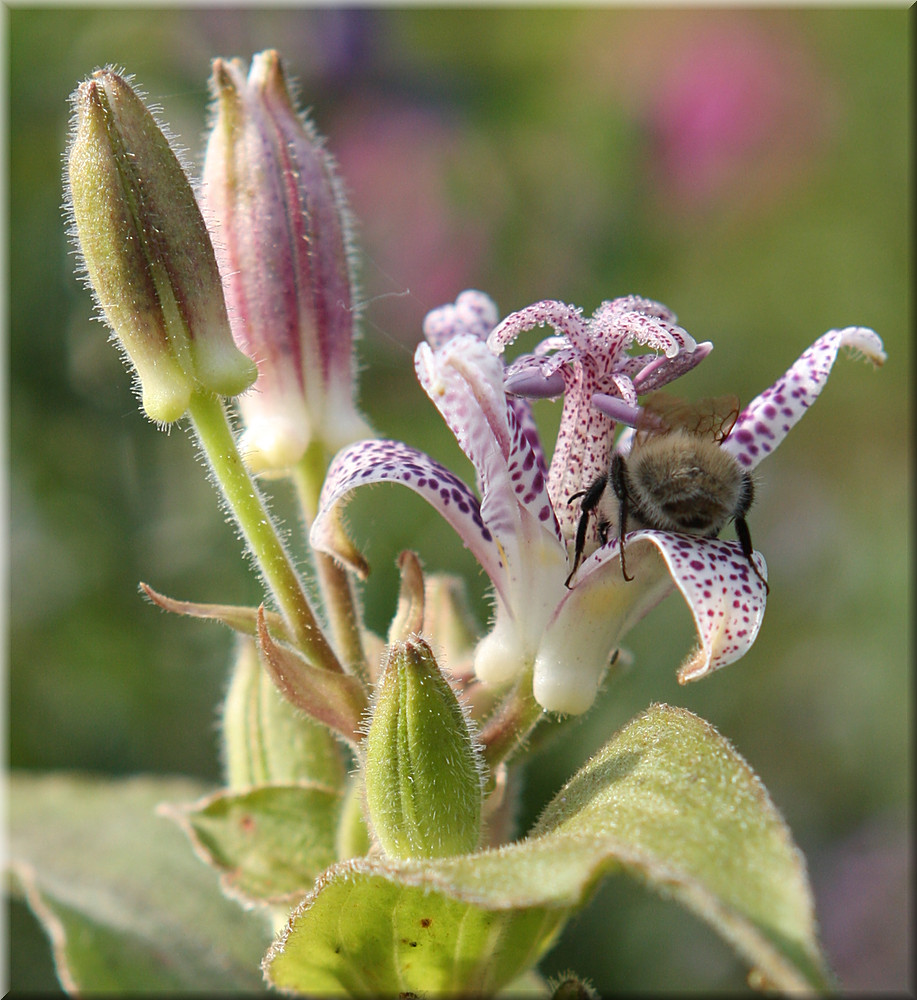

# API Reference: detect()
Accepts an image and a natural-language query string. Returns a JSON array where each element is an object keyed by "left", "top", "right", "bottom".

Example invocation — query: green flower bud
[
  {"left": 221, "top": 637, "right": 346, "bottom": 791},
  {"left": 363, "top": 637, "right": 483, "bottom": 860},
  {"left": 66, "top": 69, "right": 257, "bottom": 423}
]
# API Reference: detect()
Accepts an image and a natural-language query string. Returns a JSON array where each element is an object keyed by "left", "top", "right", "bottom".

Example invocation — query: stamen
[
  {"left": 591, "top": 394, "right": 642, "bottom": 426},
  {"left": 504, "top": 369, "right": 566, "bottom": 398}
]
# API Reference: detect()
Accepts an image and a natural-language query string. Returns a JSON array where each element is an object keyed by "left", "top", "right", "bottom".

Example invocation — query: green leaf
[
  {"left": 265, "top": 704, "right": 829, "bottom": 995},
  {"left": 531, "top": 703, "right": 830, "bottom": 992},
  {"left": 8, "top": 772, "right": 270, "bottom": 993},
  {"left": 266, "top": 860, "right": 566, "bottom": 995},
  {"left": 163, "top": 783, "right": 343, "bottom": 905}
]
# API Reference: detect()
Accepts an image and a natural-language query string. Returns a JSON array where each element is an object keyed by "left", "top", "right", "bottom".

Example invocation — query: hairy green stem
[
  {"left": 187, "top": 390, "right": 340, "bottom": 673},
  {"left": 292, "top": 443, "right": 367, "bottom": 679}
]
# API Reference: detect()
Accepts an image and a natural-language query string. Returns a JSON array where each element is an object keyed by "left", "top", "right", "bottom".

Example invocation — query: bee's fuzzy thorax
[{"left": 624, "top": 430, "right": 746, "bottom": 536}]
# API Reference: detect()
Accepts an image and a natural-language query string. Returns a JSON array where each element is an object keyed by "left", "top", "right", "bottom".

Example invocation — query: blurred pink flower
[
  {"left": 815, "top": 817, "right": 910, "bottom": 991},
  {"left": 607, "top": 15, "right": 835, "bottom": 213},
  {"left": 332, "top": 100, "right": 506, "bottom": 342}
]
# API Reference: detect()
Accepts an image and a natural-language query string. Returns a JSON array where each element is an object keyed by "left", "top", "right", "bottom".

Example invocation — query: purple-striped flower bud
[
  {"left": 66, "top": 70, "right": 257, "bottom": 423},
  {"left": 201, "top": 50, "right": 371, "bottom": 473}
]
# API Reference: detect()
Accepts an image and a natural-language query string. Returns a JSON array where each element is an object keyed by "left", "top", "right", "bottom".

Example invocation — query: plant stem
[
  {"left": 292, "top": 443, "right": 367, "bottom": 679},
  {"left": 480, "top": 669, "right": 544, "bottom": 771},
  {"left": 187, "top": 390, "right": 341, "bottom": 673}
]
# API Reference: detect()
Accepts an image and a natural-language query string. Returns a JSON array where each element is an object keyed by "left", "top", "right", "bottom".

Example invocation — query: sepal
[
  {"left": 256, "top": 606, "right": 368, "bottom": 749},
  {"left": 140, "top": 582, "right": 290, "bottom": 642}
]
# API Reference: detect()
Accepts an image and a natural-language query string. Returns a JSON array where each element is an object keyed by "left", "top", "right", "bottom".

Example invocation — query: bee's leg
[
  {"left": 735, "top": 472, "right": 769, "bottom": 594},
  {"left": 565, "top": 475, "right": 607, "bottom": 588},
  {"left": 610, "top": 454, "right": 634, "bottom": 582},
  {"left": 735, "top": 516, "right": 769, "bottom": 594}
]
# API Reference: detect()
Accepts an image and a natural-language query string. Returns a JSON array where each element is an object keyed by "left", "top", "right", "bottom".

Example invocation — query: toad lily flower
[{"left": 312, "top": 290, "right": 884, "bottom": 715}]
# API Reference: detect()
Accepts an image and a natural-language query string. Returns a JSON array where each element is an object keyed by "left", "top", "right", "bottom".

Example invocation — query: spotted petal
[
  {"left": 535, "top": 533, "right": 768, "bottom": 713},
  {"left": 724, "top": 326, "right": 885, "bottom": 470},
  {"left": 414, "top": 335, "right": 562, "bottom": 549},
  {"left": 310, "top": 440, "right": 505, "bottom": 596},
  {"left": 421, "top": 289, "right": 499, "bottom": 351},
  {"left": 656, "top": 535, "right": 768, "bottom": 683},
  {"left": 422, "top": 293, "right": 551, "bottom": 491},
  {"left": 414, "top": 332, "right": 568, "bottom": 686}
]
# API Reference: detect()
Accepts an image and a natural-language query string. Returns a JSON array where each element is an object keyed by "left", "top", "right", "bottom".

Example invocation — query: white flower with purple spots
[
  {"left": 312, "top": 290, "right": 884, "bottom": 715},
  {"left": 558, "top": 323, "right": 885, "bottom": 704}
]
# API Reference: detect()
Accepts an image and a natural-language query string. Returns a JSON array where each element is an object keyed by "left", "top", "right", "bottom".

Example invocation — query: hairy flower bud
[
  {"left": 221, "top": 637, "right": 346, "bottom": 790},
  {"left": 202, "top": 50, "right": 371, "bottom": 472},
  {"left": 363, "top": 637, "right": 483, "bottom": 859},
  {"left": 66, "top": 70, "right": 257, "bottom": 423}
]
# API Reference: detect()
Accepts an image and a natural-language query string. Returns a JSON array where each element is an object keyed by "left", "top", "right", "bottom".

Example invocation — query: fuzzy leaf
[
  {"left": 531, "top": 703, "right": 830, "bottom": 992},
  {"left": 7, "top": 772, "right": 270, "bottom": 993},
  {"left": 266, "top": 862, "right": 565, "bottom": 996},
  {"left": 162, "top": 784, "right": 343, "bottom": 905},
  {"left": 265, "top": 704, "right": 829, "bottom": 995}
]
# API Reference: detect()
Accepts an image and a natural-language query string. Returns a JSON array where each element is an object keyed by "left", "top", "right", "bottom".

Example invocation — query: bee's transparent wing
[{"left": 637, "top": 392, "right": 740, "bottom": 444}]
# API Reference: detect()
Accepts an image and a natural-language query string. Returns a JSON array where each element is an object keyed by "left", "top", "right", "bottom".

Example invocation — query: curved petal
[
  {"left": 723, "top": 326, "right": 885, "bottom": 470},
  {"left": 310, "top": 440, "right": 507, "bottom": 595},
  {"left": 415, "top": 337, "right": 563, "bottom": 548},
  {"left": 535, "top": 531, "right": 767, "bottom": 713},
  {"left": 422, "top": 289, "right": 499, "bottom": 351},
  {"left": 646, "top": 533, "right": 768, "bottom": 684},
  {"left": 415, "top": 337, "right": 509, "bottom": 485},
  {"left": 533, "top": 538, "right": 675, "bottom": 714}
]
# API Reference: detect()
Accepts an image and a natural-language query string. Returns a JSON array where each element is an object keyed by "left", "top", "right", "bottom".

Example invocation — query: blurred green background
[{"left": 7, "top": 7, "right": 909, "bottom": 993}]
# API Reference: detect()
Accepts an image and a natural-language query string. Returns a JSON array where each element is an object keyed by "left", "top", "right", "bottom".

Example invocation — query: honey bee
[{"left": 565, "top": 392, "right": 769, "bottom": 592}]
